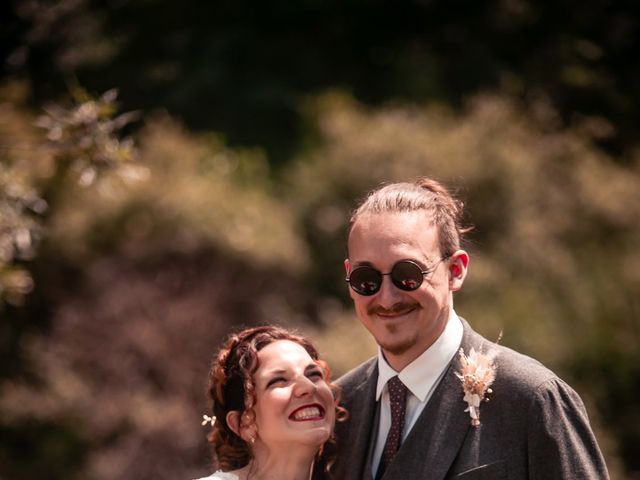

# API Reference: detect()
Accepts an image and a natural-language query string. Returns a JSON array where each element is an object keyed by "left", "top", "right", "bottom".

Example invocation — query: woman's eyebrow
[{"left": 263, "top": 368, "right": 288, "bottom": 376}]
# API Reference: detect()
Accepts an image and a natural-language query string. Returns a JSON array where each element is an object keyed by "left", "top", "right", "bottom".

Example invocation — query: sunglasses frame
[{"left": 345, "top": 255, "right": 451, "bottom": 296}]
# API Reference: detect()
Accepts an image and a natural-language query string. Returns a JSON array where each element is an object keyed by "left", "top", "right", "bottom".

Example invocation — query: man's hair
[{"left": 348, "top": 177, "right": 472, "bottom": 256}]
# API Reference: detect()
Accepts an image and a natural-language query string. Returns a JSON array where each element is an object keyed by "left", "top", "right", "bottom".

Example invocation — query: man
[{"left": 325, "top": 178, "right": 609, "bottom": 479}]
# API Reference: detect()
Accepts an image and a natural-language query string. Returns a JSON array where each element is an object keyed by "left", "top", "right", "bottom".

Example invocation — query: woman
[{"left": 195, "top": 325, "right": 345, "bottom": 480}]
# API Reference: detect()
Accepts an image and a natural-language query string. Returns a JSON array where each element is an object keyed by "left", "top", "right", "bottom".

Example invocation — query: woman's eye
[
  {"left": 267, "top": 377, "right": 286, "bottom": 388},
  {"left": 308, "top": 371, "right": 324, "bottom": 381}
]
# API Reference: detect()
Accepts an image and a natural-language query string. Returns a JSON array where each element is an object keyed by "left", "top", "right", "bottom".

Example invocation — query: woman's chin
[{"left": 298, "top": 427, "right": 332, "bottom": 447}]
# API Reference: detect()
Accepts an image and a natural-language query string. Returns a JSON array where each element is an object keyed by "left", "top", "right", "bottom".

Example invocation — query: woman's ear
[
  {"left": 226, "top": 411, "right": 242, "bottom": 437},
  {"left": 344, "top": 258, "right": 350, "bottom": 275},
  {"left": 226, "top": 410, "right": 257, "bottom": 444}
]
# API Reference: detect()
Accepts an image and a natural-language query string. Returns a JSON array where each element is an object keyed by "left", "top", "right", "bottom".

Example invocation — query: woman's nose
[{"left": 293, "top": 376, "right": 316, "bottom": 397}]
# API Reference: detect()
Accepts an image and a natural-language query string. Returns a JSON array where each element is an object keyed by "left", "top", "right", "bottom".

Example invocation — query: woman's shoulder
[{"left": 193, "top": 471, "right": 240, "bottom": 480}]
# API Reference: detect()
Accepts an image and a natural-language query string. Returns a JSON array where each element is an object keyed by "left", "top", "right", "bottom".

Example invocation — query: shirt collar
[{"left": 376, "top": 310, "right": 463, "bottom": 401}]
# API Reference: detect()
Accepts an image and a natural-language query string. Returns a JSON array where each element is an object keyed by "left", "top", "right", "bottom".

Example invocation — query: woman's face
[{"left": 250, "top": 340, "right": 335, "bottom": 449}]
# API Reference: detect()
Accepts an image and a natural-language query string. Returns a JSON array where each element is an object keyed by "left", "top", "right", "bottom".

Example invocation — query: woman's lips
[{"left": 289, "top": 404, "right": 325, "bottom": 421}]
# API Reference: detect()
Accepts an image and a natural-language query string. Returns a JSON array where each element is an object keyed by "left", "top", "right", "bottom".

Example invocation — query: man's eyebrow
[{"left": 351, "top": 260, "right": 374, "bottom": 268}]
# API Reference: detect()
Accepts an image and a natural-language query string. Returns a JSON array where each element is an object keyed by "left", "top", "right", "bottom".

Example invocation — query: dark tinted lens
[
  {"left": 348, "top": 266, "right": 382, "bottom": 296},
  {"left": 390, "top": 261, "right": 424, "bottom": 291}
]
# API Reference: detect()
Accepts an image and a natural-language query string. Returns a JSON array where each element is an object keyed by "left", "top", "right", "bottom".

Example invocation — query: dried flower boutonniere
[{"left": 455, "top": 347, "right": 497, "bottom": 427}]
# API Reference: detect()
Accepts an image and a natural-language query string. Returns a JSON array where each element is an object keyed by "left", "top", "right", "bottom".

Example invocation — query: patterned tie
[{"left": 376, "top": 376, "right": 408, "bottom": 480}]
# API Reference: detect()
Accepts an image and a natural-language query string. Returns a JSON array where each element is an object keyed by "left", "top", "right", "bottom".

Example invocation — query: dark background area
[
  {"left": 1, "top": 1, "right": 639, "bottom": 478},
  {"left": 3, "top": 0, "right": 640, "bottom": 163}
]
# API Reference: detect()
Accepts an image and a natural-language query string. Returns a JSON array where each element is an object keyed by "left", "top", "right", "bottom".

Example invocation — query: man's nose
[{"left": 374, "top": 276, "right": 404, "bottom": 307}]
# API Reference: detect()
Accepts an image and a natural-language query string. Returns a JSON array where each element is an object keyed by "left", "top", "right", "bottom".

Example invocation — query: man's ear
[
  {"left": 448, "top": 250, "right": 469, "bottom": 292},
  {"left": 344, "top": 258, "right": 350, "bottom": 275}
]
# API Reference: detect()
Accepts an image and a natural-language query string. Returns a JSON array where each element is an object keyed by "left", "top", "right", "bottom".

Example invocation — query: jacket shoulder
[
  {"left": 465, "top": 332, "right": 585, "bottom": 410},
  {"left": 335, "top": 357, "right": 377, "bottom": 400},
  {"left": 462, "top": 323, "right": 561, "bottom": 394}
]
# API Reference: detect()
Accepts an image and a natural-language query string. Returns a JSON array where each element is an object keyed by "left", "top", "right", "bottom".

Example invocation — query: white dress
[{"left": 193, "top": 472, "right": 239, "bottom": 480}]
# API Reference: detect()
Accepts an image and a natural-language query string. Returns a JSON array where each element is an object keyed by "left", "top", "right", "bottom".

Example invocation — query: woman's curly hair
[{"left": 205, "top": 325, "right": 347, "bottom": 473}]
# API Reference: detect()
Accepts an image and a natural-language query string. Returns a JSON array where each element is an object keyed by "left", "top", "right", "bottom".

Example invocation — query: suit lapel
[
  {"left": 338, "top": 360, "right": 379, "bottom": 480},
  {"left": 362, "top": 404, "right": 381, "bottom": 480},
  {"left": 382, "top": 323, "right": 481, "bottom": 480}
]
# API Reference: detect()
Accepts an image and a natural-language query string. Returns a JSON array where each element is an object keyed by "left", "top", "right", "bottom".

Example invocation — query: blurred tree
[
  {"left": 0, "top": 81, "right": 47, "bottom": 309},
  {"left": 1, "top": 85, "right": 638, "bottom": 478},
  {"left": 0, "top": 82, "right": 138, "bottom": 310},
  {"left": 2, "top": 0, "right": 639, "bottom": 163},
  {"left": 0, "top": 82, "right": 143, "bottom": 478},
  {"left": 1, "top": 110, "right": 318, "bottom": 479}
]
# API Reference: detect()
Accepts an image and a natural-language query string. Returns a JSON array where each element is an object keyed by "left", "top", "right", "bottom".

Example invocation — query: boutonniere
[{"left": 455, "top": 347, "right": 497, "bottom": 427}]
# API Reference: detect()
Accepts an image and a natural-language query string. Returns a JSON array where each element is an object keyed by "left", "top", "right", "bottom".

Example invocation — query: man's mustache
[{"left": 367, "top": 302, "right": 421, "bottom": 316}]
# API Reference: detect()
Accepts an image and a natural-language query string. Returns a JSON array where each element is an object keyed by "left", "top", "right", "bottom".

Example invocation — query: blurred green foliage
[
  {"left": 0, "top": 81, "right": 45, "bottom": 307},
  {"left": 1, "top": 1, "right": 640, "bottom": 479},
  {"left": 2, "top": 82, "right": 638, "bottom": 479},
  {"left": 3, "top": 0, "right": 640, "bottom": 163},
  {"left": 0, "top": 82, "right": 138, "bottom": 308}
]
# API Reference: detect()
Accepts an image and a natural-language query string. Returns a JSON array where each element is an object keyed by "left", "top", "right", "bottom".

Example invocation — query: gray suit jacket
[{"left": 320, "top": 321, "right": 609, "bottom": 480}]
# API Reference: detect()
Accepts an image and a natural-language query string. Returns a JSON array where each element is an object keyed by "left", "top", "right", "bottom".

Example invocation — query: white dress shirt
[{"left": 371, "top": 310, "right": 463, "bottom": 475}]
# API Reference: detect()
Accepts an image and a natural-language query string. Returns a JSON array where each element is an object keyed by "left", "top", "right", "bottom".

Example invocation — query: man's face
[{"left": 346, "top": 211, "right": 468, "bottom": 371}]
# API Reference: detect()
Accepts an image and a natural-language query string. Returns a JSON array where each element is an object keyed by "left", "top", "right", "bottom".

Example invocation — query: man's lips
[
  {"left": 368, "top": 303, "right": 419, "bottom": 317},
  {"left": 288, "top": 404, "right": 326, "bottom": 422}
]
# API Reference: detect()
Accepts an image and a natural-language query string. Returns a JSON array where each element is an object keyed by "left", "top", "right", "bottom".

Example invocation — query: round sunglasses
[{"left": 345, "top": 256, "right": 450, "bottom": 296}]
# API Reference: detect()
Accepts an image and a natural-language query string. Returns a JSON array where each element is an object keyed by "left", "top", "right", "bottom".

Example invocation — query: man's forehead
[
  {"left": 351, "top": 209, "right": 435, "bottom": 227},
  {"left": 349, "top": 210, "right": 438, "bottom": 242},
  {"left": 348, "top": 225, "right": 440, "bottom": 263}
]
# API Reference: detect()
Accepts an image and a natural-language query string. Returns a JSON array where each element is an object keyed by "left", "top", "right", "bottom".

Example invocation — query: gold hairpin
[{"left": 201, "top": 415, "right": 216, "bottom": 427}]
